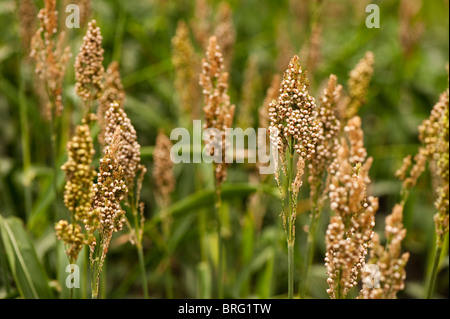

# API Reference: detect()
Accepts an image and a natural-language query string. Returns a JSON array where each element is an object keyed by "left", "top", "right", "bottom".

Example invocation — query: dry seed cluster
[
  {"left": 268, "top": 55, "right": 320, "bottom": 160},
  {"left": 103, "top": 101, "right": 142, "bottom": 189},
  {"left": 359, "top": 204, "right": 410, "bottom": 299},
  {"left": 92, "top": 141, "right": 128, "bottom": 234},
  {"left": 30, "top": 0, "right": 70, "bottom": 118},
  {"left": 153, "top": 132, "right": 175, "bottom": 207},
  {"left": 418, "top": 86, "right": 449, "bottom": 245},
  {"left": 308, "top": 74, "right": 341, "bottom": 201},
  {"left": 75, "top": 19, "right": 105, "bottom": 103},
  {"left": 325, "top": 116, "right": 378, "bottom": 299},
  {"left": 199, "top": 36, "right": 235, "bottom": 186}
]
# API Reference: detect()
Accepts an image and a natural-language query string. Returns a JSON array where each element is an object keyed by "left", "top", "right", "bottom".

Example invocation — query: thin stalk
[
  {"left": 136, "top": 242, "right": 149, "bottom": 299},
  {"left": 69, "top": 272, "right": 74, "bottom": 299},
  {"left": 300, "top": 205, "right": 320, "bottom": 298},
  {"left": 425, "top": 243, "right": 442, "bottom": 299},
  {"left": 286, "top": 140, "right": 295, "bottom": 299},
  {"left": 213, "top": 168, "right": 224, "bottom": 299},
  {"left": 160, "top": 212, "right": 174, "bottom": 299},
  {"left": 90, "top": 248, "right": 99, "bottom": 299},
  {"left": 288, "top": 242, "right": 295, "bottom": 299},
  {"left": 130, "top": 192, "right": 149, "bottom": 299},
  {"left": 18, "top": 63, "right": 32, "bottom": 218}
]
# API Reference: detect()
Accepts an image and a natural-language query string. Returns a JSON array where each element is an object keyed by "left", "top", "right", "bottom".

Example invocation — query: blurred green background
[{"left": 0, "top": 0, "right": 448, "bottom": 299}]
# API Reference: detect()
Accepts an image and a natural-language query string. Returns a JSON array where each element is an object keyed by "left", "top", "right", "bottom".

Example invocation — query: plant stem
[
  {"left": 130, "top": 192, "right": 149, "bottom": 299},
  {"left": 300, "top": 205, "right": 320, "bottom": 298},
  {"left": 286, "top": 141, "right": 295, "bottom": 299},
  {"left": 18, "top": 63, "right": 32, "bottom": 218},
  {"left": 288, "top": 241, "right": 295, "bottom": 299},
  {"left": 213, "top": 168, "right": 224, "bottom": 299},
  {"left": 425, "top": 243, "right": 442, "bottom": 299},
  {"left": 136, "top": 242, "right": 149, "bottom": 299}
]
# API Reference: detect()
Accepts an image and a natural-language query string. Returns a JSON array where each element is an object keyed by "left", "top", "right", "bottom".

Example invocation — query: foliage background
[{"left": 0, "top": 0, "right": 448, "bottom": 298}]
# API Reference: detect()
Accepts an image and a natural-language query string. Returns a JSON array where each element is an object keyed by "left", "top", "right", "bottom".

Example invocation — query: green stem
[
  {"left": 214, "top": 170, "right": 224, "bottom": 299},
  {"left": 18, "top": 63, "right": 32, "bottom": 218},
  {"left": 286, "top": 140, "right": 295, "bottom": 299},
  {"left": 425, "top": 243, "right": 442, "bottom": 299},
  {"left": 130, "top": 192, "right": 149, "bottom": 299},
  {"left": 288, "top": 241, "right": 295, "bottom": 299},
  {"left": 136, "top": 243, "right": 149, "bottom": 299},
  {"left": 300, "top": 205, "right": 320, "bottom": 298}
]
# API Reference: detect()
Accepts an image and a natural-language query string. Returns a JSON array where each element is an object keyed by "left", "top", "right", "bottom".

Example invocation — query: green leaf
[{"left": 0, "top": 215, "right": 53, "bottom": 299}]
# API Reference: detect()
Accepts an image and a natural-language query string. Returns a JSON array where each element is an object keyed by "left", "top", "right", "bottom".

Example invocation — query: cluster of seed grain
[
  {"left": 102, "top": 101, "right": 142, "bottom": 189},
  {"left": 398, "top": 0, "right": 423, "bottom": 57},
  {"left": 308, "top": 74, "right": 341, "bottom": 202},
  {"left": 418, "top": 84, "right": 449, "bottom": 245},
  {"left": 191, "top": 0, "right": 235, "bottom": 67},
  {"left": 191, "top": 0, "right": 212, "bottom": 50},
  {"left": 199, "top": 36, "right": 235, "bottom": 186},
  {"left": 60, "top": 122, "right": 96, "bottom": 223},
  {"left": 325, "top": 116, "right": 378, "bottom": 299},
  {"left": 172, "top": 21, "right": 200, "bottom": 119},
  {"left": 55, "top": 220, "right": 86, "bottom": 262},
  {"left": 268, "top": 55, "right": 320, "bottom": 160},
  {"left": 153, "top": 132, "right": 175, "bottom": 207},
  {"left": 91, "top": 138, "right": 128, "bottom": 235},
  {"left": 359, "top": 204, "right": 410, "bottom": 299},
  {"left": 342, "top": 52, "right": 375, "bottom": 122},
  {"left": 214, "top": 2, "right": 235, "bottom": 68},
  {"left": 30, "top": 0, "right": 70, "bottom": 119},
  {"left": 74, "top": 20, "right": 105, "bottom": 103},
  {"left": 18, "top": 0, "right": 37, "bottom": 53}
]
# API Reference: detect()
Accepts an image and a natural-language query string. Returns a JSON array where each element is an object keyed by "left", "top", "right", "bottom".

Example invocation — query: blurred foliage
[{"left": 0, "top": 0, "right": 448, "bottom": 298}]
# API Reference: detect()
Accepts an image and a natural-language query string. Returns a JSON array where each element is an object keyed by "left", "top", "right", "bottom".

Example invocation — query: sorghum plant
[
  {"left": 324, "top": 116, "right": 378, "bottom": 299},
  {"left": 359, "top": 204, "right": 410, "bottom": 299},
  {"left": 153, "top": 131, "right": 176, "bottom": 298},
  {"left": 30, "top": 0, "right": 71, "bottom": 120},
  {"left": 88, "top": 131, "right": 128, "bottom": 299},
  {"left": 18, "top": 0, "right": 37, "bottom": 54},
  {"left": 55, "top": 19, "right": 106, "bottom": 299},
  {"left": 301, "top": 74, "right": 342, "bottom": 297},
  {"left": 268, "top": 55, "right": 320, "bottom": 298},
  {"left": 101, "top": 101, "right": 148, "bottom": 298},
  {"left": 214, "top": 2, "right": 235, "bottom": 68},
  {"left": 199, "top": 35, "right": 235, "bottom": 298},
  {"left": 74, "top": 19, "right": 105, "bottom": 113},
  {"left": 172, "top": 21, "right": 200, "bottom": 122},
  {"left": 418, "top": 77, "right": 449, "bottom": 298},
  {"left": 338, "top": 52, "right": 375, "bottom": 123},
  {"left": 55, "top": 119, "right": 96, "bottom": 264},
  {"left": 30, "top": 0, "right": 71, "bottom": 208}
]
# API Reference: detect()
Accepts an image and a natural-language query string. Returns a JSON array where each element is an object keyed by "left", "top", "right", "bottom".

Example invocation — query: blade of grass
[{"left": 0, "top": 215, "right": 53, "bottom": 299}]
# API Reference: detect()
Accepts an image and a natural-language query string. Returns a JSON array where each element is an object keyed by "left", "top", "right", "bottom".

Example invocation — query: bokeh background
[{"left": 0, "top": 0, "right": 448, "bottom": 298}]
